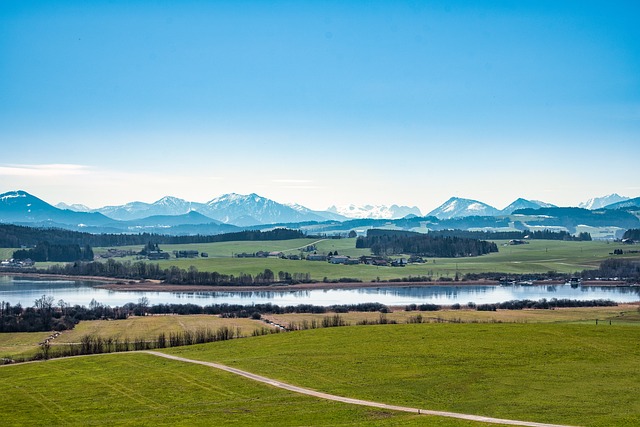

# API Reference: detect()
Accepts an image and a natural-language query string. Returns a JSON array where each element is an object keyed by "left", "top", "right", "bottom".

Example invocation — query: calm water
[{"left": 1, "top": 275, "right": 639, "bottom": 307}]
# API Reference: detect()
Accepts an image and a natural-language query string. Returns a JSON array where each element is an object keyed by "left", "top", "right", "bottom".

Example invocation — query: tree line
[
  {"left": 0, "top": 297, "right": 388, "bottom": 334},
  {"left": 12, "top": 241, "right": 94, "bottom": 262},
  {"left": 623, "top": 229, "right": 640, "bottom": 240},
  {"left": 0, "top": 296, "right": 129, "bottom": 333},
  {"left": 356, "top": 229, "right": 498, "bottom": 257},
  {"left": 581, "top": 258, "right": 640, "bottom": 282},
  {"left": 428, "top": 229, "right": 591, "bottom": 241},
  {"left": 0, "top": 224, "right": 304, "bottom": 248}
]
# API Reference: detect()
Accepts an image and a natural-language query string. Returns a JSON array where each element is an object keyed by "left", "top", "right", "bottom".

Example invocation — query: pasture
[
  {"left": 91, "top": 238, "right": 639, "bottom": 281},
  {"left": 263, "top": 304, "right": 640, "bottom": 328},
  {"left": 166, "top": 322, "right": 640, "bottom": 427},
  {"left": 54, "top": 314, "right": 273, "bottom": 344},
  {"left": 0, "top": 352, "right": 488, "bottom": 426}
]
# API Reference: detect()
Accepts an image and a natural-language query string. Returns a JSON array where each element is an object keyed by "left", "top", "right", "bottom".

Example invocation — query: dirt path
[
  {"left": 281, "top": 238, "right": 327, "bottom": 253},
  {"left": 144, "top": 351, "right": 579, "bottom": 427}
]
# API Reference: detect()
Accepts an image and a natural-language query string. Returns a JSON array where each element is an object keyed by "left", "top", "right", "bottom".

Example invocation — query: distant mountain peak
[
  {"left": 579, "top": 194, "right": 630, "bottom": 210},
  {"left": 55, "top": 202, "right": 92, "bottom": 212},
  {"left": 326, "top": 204, "right": 422, "bottom": 219},
  {"left": 0, "top": 190, "right": 28, "bottom": 201},
  {"left": 427, "top": 197, "right": 499, "bottom": 219},
  {"left": 500, "top": 198, "right": 556, "bottom": 215}
]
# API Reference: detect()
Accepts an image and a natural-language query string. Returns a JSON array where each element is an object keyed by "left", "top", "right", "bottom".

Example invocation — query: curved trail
[{"left": 144, "top": 351, "right": 579, "bottom": 427}]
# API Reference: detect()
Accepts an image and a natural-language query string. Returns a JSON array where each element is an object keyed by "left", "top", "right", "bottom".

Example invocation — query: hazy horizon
[{"left": 2, "top": 1, "right": 639, "bottom": 212}]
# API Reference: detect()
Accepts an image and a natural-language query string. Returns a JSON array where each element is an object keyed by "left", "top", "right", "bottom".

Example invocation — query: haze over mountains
[{"left": 2, "top": 190, "right": 640, "bottom": 239}]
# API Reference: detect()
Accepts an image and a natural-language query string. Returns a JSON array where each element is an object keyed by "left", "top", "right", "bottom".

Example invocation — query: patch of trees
[
  {"left": 581, "top": 258, "right": 640, "bottom": 282},
  {"left": 623, "top": 229, "right": 640, "bottom": 240},
  {"left": 474, "top": 298, "right": 617, "bottom": 311},
  {"left": 405, "top": 298, "right": 617, "bottom": 313},
  {"left": 427, "top": 229, "right": 591, "bottom": 241},
  {"left": 0, "top": 297, "right": 128, "bottom": 333},
  {"left": 146, "top": 302, "right": 389, "bottom": 317},
  {"left": 356, "top": 229, "right": 498, "bottom": 257},
  {"left": 0, "top": 224, "right": 304, "bottom": 248},
  {"left": 12, "top": 241, "right": 94, "bottom": 262}
]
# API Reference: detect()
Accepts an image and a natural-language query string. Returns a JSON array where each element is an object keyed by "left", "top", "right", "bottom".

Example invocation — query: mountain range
[{"left": 2, "top": 190, "right": 640, "bottom": 238}]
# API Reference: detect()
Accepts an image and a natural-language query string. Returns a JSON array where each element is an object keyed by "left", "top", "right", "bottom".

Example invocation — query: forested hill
[
  {"left": 356, "top": 229, "right": 498, "bottom": 257},
  {"left": 0, "top": 224, "right": 304, "bottom": 248}
]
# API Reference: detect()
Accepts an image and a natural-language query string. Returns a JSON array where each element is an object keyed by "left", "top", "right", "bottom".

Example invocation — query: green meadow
[
  {"left": 0, "top": 352, "right": 503, "bottom": 427},
  {"left": 165, "top": 322, "right": 640, "bottom": 427}
]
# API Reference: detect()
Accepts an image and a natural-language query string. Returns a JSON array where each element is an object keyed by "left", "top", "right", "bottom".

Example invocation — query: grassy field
[
  {"left": 263, "top": 304, "right": 640, "bottom": 328},
  {"left": 4, "top": 304, "right": 637, "bottom": 362},
  {"left": 54, "top": 314, "right": 274, "bottom": 344},
  {"left": 0, "top": 352, "right": 499, "bottom": 427},
  {"left": 165, "top": 322, "right": 640, "bottom": 427},
  {"left": 88, "top": 238, "right": 640, "bottom": 281},
  {"left": 0, "top": 331, "right": 52, "bottom": 360},
  {"left": 0, "top": 315, "right": 274, "bottom": 359}
]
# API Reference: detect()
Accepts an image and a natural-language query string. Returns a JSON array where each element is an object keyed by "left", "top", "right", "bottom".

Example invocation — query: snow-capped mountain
[
  {"left": 95, "top": 196, "right": 195, "bottom": 221},
  {"left": 55, "top": 202, "right": 92, "bottom": 212},
  {"left": 500, "top": 198, "right": 556, "bottom": 215},
  {"left": 286, "top": 203, "right": 348, "bottom": 221},
  {"left": 427, "top": 197, "right": 499, "bottom": 219},
  {"left": 579, "top": 194, "right": 630, "bottom": 210},
  {"left": 0, "top": 190, "right": 114, "bottom": 226},
  {"left": 326, "top": 204, "right": 422, "bottom": 219},
  {"left": 201, "top": 193, "right": 328, "bottom": 225}
]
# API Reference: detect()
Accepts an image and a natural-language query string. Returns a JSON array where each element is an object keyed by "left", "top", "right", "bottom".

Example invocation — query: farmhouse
[
  {"left": 329, "top": 255, "right": 350, "bottom": 264},
  {"left": 147, "top": 251, "right": 170, "bottom": 260},
  {"left": 175, "top": 250, "right": 199, "bottom": 258},
  {"left": 307, "top": 254, "right": 328, "bottom": 261}
]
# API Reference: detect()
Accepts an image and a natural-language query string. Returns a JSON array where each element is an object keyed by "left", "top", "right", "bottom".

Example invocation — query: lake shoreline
[{"left": 1, "top": 272, "right": 630, "bottom": 293}]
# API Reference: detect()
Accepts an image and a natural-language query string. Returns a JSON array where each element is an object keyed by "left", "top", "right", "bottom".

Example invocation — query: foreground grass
[
  {"left": 165, "top": 323, "right": 640, "bottom": 427},
  {"left": 0, "top": 352, "right": 500, "bottom": 427}
]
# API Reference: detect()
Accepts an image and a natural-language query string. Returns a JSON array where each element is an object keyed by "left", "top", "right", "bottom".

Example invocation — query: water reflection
[{"left": 0, "top": 275, "right": 638, "bottom": 307}]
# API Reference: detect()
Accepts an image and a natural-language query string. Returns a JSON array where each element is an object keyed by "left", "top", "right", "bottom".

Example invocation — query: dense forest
[
  {"left": 428, "top": 229, "right": 591, "bottom": 241},
  {"left": 0, "top": 224, "right": 304, "bottom": 248},
  {"left": 0, "top": 296, "right": 128, "bottom": 332},
  {"left": 623, "top": 229, "right": 640, "bottom": 240},
  {"left": 356, "top": 229, "right": 498, "bottom": 257},
  {"left": 581, "top": 258, "right": 640, "bottom": 282},
  {"left": 12, "top": 242, "right": 94, "bottom": 262}
]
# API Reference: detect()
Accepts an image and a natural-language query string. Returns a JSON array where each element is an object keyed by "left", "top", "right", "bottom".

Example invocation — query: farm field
[
  {"left": 0, "top": 315, "right": 274, "bottom": 360},
  {"left": 3, "top": 304, "right": 637, "bottom": 363},
  {"left": 54, "top": 314, "right": 273, "bottom": 344},
  {"left": 0, "top": 352, "right": 492, "bottom": 427},
  {"left": 165, "top": 322, "right": 640, "bottom": 427},
  {"left": 88, "top": 238, "right": 640, "bottom": 281},
  {"left": 263, "top": 304, "right": 640, "bottom": 328},
  {"left": 0, "top": 331, "right": 52, "bottom": 360}
]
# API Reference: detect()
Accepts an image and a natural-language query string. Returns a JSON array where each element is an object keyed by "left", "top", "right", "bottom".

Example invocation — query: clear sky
[{"left": 1, "top": 0, "right": 639, "bottom": 213}]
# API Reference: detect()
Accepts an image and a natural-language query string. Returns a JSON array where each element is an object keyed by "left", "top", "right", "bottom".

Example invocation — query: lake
[{"left": 2, "top": 275, "right": 639, "bottom": 307}]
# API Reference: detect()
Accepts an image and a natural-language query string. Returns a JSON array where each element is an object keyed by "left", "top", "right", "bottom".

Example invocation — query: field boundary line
[{"left": 144, "top": 351, "right": 580, "bottom": 427}]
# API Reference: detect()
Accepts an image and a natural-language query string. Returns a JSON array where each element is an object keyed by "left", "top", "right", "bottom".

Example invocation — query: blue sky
[{"left": 1, "top": 1, "right": 639, "bottom": 212}]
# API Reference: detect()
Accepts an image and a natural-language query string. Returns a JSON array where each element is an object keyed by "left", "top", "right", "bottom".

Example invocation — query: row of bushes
[{"left": 405, "top": 298, "right": 617, "bottom": 312}]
